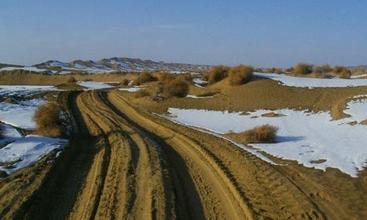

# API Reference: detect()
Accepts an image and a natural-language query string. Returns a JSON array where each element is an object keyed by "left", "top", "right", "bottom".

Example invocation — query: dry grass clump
[
  {"left": 134, "top": 90, "right": 150, "bottom": 98},
  {"left": 228, "top": 65, "right": 254, "bottom": 85},
  {"left": 333, "top": 66, "right": 351, "bottom": 79},
  {"left": 135, "top": 72, "right": 157, "bottom": 85},
  {"left": 67, "top": 76, "right": 77, "bottom": 83},
  {"left": 292, "top": 63, "right": 313, "bottom": 75},
  {"left": 157, "top": 72, "right": 176, "bottom": 83},
  {"left": 33, "top": 103, "right": 65, "bottom": 137},
  {"left": 176, "top": 73, "right": 193, "bottom": 83},
  {"left": 162, "top": 79, "right": 189, "bottom": 97},
  {"left": 121, "top": 79, "right": 129, "bottom": 86},
  {"left": 207, "top": 65, "right": 230, "bottom": 84},
  {"left": 228, "top": 124, "right": 278, "bottom": 144}
]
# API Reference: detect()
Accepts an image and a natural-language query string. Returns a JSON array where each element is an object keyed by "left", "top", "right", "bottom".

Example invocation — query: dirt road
[{"left": 2, "top": 90, "right": 366, "bottom": 219}]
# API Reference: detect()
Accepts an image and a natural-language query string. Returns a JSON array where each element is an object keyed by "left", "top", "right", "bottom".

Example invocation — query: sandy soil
[{"left": 0, "top": 90, "right": 366, "bottom": 219}]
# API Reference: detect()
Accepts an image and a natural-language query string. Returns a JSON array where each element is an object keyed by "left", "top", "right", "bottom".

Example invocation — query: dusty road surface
[{"left": 1, "top": 90, "right": 367, "bottom": 220}]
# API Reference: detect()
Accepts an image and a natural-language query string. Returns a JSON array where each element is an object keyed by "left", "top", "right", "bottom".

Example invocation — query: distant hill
[
  {"left": 29, "top": 57, "right": 209, "bottom": 74},
  {"left": 0, "top": 63, "right": 23, "bottom": 69}
]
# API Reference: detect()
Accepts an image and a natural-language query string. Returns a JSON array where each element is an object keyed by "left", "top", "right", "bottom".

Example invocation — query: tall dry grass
[
  {"left": 33, "top": 103, "right": 65, "bottom": 137},
  {"left": 207, "top": 65, "right": 230, "bottom": 84},
  {"left": 228, "top": 65, "right": 254, "bottom": 85}
]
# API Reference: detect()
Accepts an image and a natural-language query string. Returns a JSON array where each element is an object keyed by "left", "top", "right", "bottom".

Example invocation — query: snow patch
[
  {"left": 77, "top": 81, "right": 114, "bottom": 90},
  {"left": 166, "top": 107, "right": 367, "bottom": 177},
  {"left": 119, "top": 87, "right": 141, "bottom": 92},
  {"left": 255, "top": 72, "right": 367, "bottom": 88}
]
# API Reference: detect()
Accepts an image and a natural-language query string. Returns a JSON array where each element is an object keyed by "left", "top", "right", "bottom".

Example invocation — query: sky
[{"left": 0, "top": 0, "right": 366, "bottom": 67}]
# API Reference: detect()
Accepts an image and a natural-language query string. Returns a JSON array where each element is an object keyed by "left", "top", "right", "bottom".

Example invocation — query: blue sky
[{"left": 0, "top": 0, "right": 366, "bottom": 67}]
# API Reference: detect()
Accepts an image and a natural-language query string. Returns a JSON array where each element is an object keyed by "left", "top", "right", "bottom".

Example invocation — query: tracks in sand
[{"left": 9, "top": 90, "right": 362, "bottom": 219}]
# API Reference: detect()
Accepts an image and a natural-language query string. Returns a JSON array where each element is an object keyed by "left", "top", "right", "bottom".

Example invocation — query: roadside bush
[
  {"left": 135, "top": 72, "right": 157, "bottom": 84},
  {"left": 339, "top": 69, "right": 351, "bottom": 79},
  {"left": 293, "top": 63, "right": 313, "bottom": 75},
  {"left": 333, "top": 66, "right": 351, "bottom": 79},
  {"left": 67, "top": 76, "right": 77, "bottom": 83},
  {"left": 134, "top": 90, "right": 150, "bottom": 98},
  {"left": 207, "top": 65, "right": 230, "bottom": 84},
  {"left": 228, "top": 65, "right": 254, "bottom": 85},
  {"left": 121, "top": 79, "right": 129, "bottom": 86},
  {"left": 240, "top": 124, "right": 278, "bottom": 143},
  {"left": 163, "top": 79, "right": 189, "bottom": 97},
  {"left": 33, "top": 103, "right": 65, "bottom": 137}
]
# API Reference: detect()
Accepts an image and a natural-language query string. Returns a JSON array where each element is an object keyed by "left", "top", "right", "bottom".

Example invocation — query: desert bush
[
  {"left": 33, "top": 103, "right": 65, "bottom": 137},
  {"left": 134, "top": 90, "right": 150, "bottom": 98},
  {"left": 121, "top": 79, "right": 129, "bottom": 86},
  {"left": 207, "top": 65, "right": 230, "bottom": 84},
  {"left": 163, "top": 79, "right": 189, "bottom": 97},
  {"left": 240, "top": 124, "right": 278, "bottom": 143},
  {"left": 177, "top": 73, "right": 193, "bottom": 83},
  {"left": 293, "top": 63, "right": 313, "bottom": 75},
  {"left": 339, "top": 69, "right": 351, "bottom": 79},
  {"left": 135, "top": 72, "right": 157, "bottom": 84},
  {"left": 228, "top": 65, "right": 254, "bottom": 85},
  {"left": 333, "top": 66, "right": 351, "bottom": 79},
  {"left": 67, "top": 76, "right": 77, "bottom": 83},
  {"left": 157, "top": 72, "right": 175, "bottom": 83}
]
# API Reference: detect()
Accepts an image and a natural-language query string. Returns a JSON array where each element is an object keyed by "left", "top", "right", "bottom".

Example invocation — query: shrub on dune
[
  {"left": 121, "top": 79, "right": 129, "bottom": 86},
  {"left": 333, "top": 66, "right": 351, "bottom": 79},
  {"left": 229, "top": 124, "right": 278, "bottom": 144},
  {"left": 228, "top": 65, "right": 254, "bottom": 85},
  {"left": 293, "top": 63, "right": 313, "bottom": 75},
  {"left": 33, "top": 103, "right": 65, "bottom": 137},
  {"left": 67, "top": 76, "right": 77, "bottom": 83},
  {"left": 207, "top": 65, "right": 230, "bottom": 84},
  {"left": 163, "top": 79, "right": 189, "bottom": 97},
  {"left": 135, "top": 72, "right": 157, "bottom": 84}
]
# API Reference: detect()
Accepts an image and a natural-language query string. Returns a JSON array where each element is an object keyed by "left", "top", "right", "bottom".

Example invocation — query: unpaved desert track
[{"left": 4, "top": 90, "right": 366, "bottom": 220}]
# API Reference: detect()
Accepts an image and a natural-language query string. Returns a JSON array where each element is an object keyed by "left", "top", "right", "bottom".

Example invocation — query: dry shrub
[
  {"left": 234, "top": 124, "right": 278, "bottom": 143},
  {"left": 207, "top": 65, "right": 230, "bottom": 84},
  {"left": 228, "top": 65, "right": 254, "bottom": 85},
  {"left": 157, "top": 72, "right": 175, "bottom": 83},
  {"left": 177, "top": 73, "right": 193, "bottom": 83},
  {"left": 121, "top": 79, "right": 129, "bottom": 86},
  {"left": 33, "top": 103, "right": 65, "bottom": 137},
  {"left": 67, "top": 76, "right": 77, "bottom": 83},
  {"left": 333, "top": 66, "right": 351, "bottom": 79},
  {"left": 134, "top": 90, "right": 150, "bottom": 98},
  {"left": 163, "top": 79, "right": 189, "bottom": 97},
  {"left": 135, "top": 72, "right": 157, "bottom": 84},
  {"left": 293, "top": 63, "right": 313, "bottom": 75}
]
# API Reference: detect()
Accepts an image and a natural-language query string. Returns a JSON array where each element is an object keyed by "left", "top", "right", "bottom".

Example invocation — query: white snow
[
  {"left": 351, "top": 74, "right": 367, "bottom": 79},
  {"left": 0, "top": 99, "right": 45, "bottom": 129},
  {"left": 0, "top": 134, "right": 67, "bottom": 174},
  {"left": 0, "top": 85, "right": 57, "bottom": 97},
  {"left": 344, "top": 96, "right": 367, "bottom": 123},
  {"left": 119, "top": 87, "right": 141, "bottom": 92},
  {"left": 0, "top": 66, "right": 47, "bottom": 72},
  {"left": 77, "top": 81, "right": 114, "bottom": 90},
  {"left": 255, "top": 72, "right": 367, "bottom": 88},
  {"left": 166, "top": 105, "right": 367, "bottom": 177}
]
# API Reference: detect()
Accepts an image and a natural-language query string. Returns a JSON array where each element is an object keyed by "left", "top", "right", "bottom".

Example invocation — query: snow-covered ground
[
  {"left": 344, "top": 96, "right": 367, "bottom": 123},
  {"left": 0, "top": 66, "right": 47, "bottom": 72},
  {"left": 77, "top": 81, "right": 114, "bottom": 90},
  {"left": 255, "top": 72, "right": 367, "bottom": 88},
  {"left": 192, "top": 78, "right": 207, "bottom": 87},
  {"left": 119, "top": 87, "right": 141, "bottom": 92},
  {"left": 0, "top": 125, "right": 66, "bottom": 174},
  {"left": 0, "top": 99, "right": 45, "bottom": 129},
  {"left": 0, "top": 85, "right": 57, "bottom": 97},
  {"left": 351, "top": 74, "right": 367, "bottom": 79},
  {"left": 165, "top": 96, "right": 367, "bottom": 177}
]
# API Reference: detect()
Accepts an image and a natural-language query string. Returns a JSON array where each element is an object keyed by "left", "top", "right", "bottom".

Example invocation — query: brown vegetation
[
  {"left": 33, "top": 103, "right": 65, "bottom": 137},
  {"left": 121, "top": 79, "right": 129, "bottom": 86},
  {"left": 292, "top": 63, "right": 313, "bottom": 75},
  {"left": 135, "top": 72, "right": 157, "bottom": 85},
  {"left": 162, "top": 79, "right": 189, "bottom": 97},
  {"left": 133, "top": 90, "right": 150, "bottom": 98},
  {"left": 228, "top": 65, "right": 254, "bottom": 85},
  {"left": 67, "top": 76, "right": 77, "bottom": 83},
  {"left": 228, "top": 124, "right": 278, "bottom": 144},
  {"left": 207, "top": 65, "right": 230, "bottom": 84}
]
